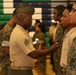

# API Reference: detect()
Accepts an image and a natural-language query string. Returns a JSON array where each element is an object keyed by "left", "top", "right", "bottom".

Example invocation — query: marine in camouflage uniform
[
  {"left": 0, "top": 24, "right": 6, "bottom": 58},
  {"left": 0, "top": 24, "right": 6, "bottom": 74},
  {"left": 0, "top": 32, "right": 2, "bottom": 54},
  {"left": 66, "top": 37, "right": 76, "bottom": 75},
  {"left": 53, "top": 25, "right": 68, "bottom": 75},
  {"left": 0, "top": 32, "right": 3, "bottom": 74},
  {"left": 33, "top": 32, "right": 47, "bottom": 74},
  {"left": 1, "top": 23, "right": 13, "bottom": 75}
]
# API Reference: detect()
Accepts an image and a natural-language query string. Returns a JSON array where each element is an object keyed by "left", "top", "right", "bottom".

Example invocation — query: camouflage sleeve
[
  {"left": 67, "top": 37, "right": 76, "bottom": 75},
  {"left": 38, "top": 33, "right": 45, "bottom": 44},
  {"left": 55, "top": 26, "right": 64, "bottom": 44},
  {"left": 2, "top": 26, "right": 11, "bottom": 46}
]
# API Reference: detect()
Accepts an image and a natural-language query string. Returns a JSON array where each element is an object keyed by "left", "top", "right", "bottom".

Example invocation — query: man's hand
[{"left": 50, "top": 42, "right": 60, "bottom": 51}]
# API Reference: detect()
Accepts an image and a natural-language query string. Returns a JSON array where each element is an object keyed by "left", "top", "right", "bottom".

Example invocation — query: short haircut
[
  {"left": 54, "top": 5, "right": 66, "bottom": 17},
  {"left": 66, "top": 4, "right": 73, "bottom": 12},
  {"left": 38, "top": 23, "right": 46, "bottom": 33}
]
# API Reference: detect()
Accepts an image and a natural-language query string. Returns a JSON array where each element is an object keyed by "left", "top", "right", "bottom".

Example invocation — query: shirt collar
[
  {"left": 65, "top": 27, "right": 76, "bottom": 38},
  {"left": 16, "top": 24, "right": 28, "bottom": 34}
]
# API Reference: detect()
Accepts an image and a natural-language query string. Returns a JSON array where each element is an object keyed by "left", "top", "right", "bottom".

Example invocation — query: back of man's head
[
  {"left": 54, "top": 5, "right": 65, "bottom": 17},
  {"left": 66, "top": 4, "right": 73, "bottom": 12}
]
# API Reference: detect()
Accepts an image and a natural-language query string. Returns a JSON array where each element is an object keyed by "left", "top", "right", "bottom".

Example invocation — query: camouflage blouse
[
  {"left": 32, "top": 32, "right": 47, "bottom": 49},
  {"left": 1, "top": 23, "right": 13, "bottom": 42},
  {"left": 66, "top": 37, "right": 76, "bottom": 75},
  {"left": 0, "top": 23, "right": 13, "bottom": 69}
]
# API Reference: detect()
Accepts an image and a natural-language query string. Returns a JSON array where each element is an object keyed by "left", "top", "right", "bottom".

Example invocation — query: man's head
[
  {"left": 35, "top": 22, "right": 46, "bottom": 33},
  {"left": 61, "top": 4, "right": 73, "bottom": 27},
  {"left": 53, "top": 5, "right": 65, "bottom": 22},
  {"left": 70, "top": 3, "right": 76, "bottom": 25},
  {"left": 14, "top": 4, "right": 35, "bottom": 29}
]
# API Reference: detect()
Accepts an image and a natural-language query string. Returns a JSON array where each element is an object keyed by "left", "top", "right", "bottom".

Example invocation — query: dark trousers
[{"left": 8, "top": 69, "right": 33, "bottom": 75}]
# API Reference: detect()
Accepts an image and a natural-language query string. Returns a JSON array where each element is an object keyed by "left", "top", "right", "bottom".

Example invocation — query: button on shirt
[
  {"left": 60, "top": 27, "right": 76, "bottom": 68},
  {"left": 10, "top": 25, "right": 35, "bottom": 67}
]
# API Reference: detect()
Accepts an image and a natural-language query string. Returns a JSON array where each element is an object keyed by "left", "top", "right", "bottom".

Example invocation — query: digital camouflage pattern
[
  {"left": 53, "top": 25, "right": 68, "bottom": 75},
  {"left": 66, "top": 37, "right": 76, "bottom": 75},
  {"left": 33, "top": 32, "right": 47, "bottom": 49},
  {"left": 1, "top": 23, "right": 13, "bottom": 75},
  {"left": 0, "top": 32, "right": 3, "bottom": 74},
  {"left": 33, "top": 32, "right": 47, "bottom": 73},
  {"left": 1, "top": 23, "right": 12, "bottom": 41},
  {"left": 0, "top": 32, "right": 2, "bottom": 53}
]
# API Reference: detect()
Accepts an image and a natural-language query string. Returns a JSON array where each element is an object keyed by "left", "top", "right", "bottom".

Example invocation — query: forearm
[
  {"left": 35, "top": 49, "right": 52, "bottom": 57},
  {"left": 28, "top": 48, "right": 52, "bottom": 59},
  {"left": 28, "top": 42, "right": 60, "bottom": 59}
]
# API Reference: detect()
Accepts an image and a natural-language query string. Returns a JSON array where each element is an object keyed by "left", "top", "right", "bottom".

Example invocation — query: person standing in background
[
  {"left": 49, "top": 20, "right": 58, "bottom": 43},
  {"left": 34, "top": 20, "right": 41, "bottom": 28},
  {"left": 33, "top": 22, "right": 47, "bottom": 75},
  {"left": 32, "top": 20, "right": 41, "bottom": 40}
]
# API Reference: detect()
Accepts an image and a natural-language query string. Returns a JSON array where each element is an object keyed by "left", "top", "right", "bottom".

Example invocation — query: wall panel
[{"left": 0, "top": 0, "right": 75, "bottom": 27}]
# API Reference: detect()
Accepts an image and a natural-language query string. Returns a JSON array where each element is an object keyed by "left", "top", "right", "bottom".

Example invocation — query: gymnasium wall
[{"left": 0, "top": 0, "right": 75, "bottom": 27}]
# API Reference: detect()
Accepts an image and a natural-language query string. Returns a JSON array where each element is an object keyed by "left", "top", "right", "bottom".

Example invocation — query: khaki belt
[{"left": 10, "top": 66, "right": 33, "bottom": 70}]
